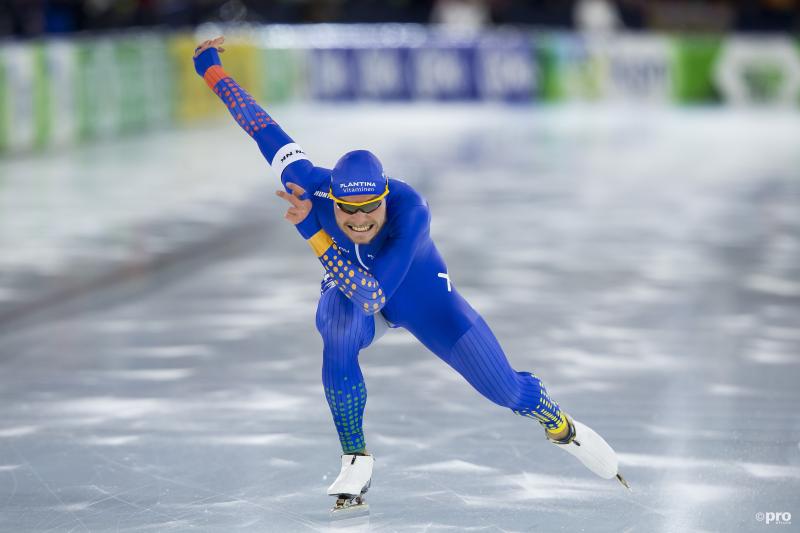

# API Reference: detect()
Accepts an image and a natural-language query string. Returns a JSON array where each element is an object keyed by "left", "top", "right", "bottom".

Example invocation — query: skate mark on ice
[
  {"left": 737, "top": 462, "right": 800, "bottom": 479},
  {"left": 204, "top": 433, "right": 312, "bottom": 447},
  {"left": 87, "top": 449, "right": 326, "bottom": 531},
  {"left": 0, "top": 463, "right": 20, "bottom": 511},
  {"left": 407, "top": 460, "right": 498, "bottom": 474},
  {"left": 9, "top": 443, "right": 91, "bottom": 533},
  {"left": 82, "top": 435, "right": 141, "bottom": 447},
  {"left": 111, "top": 344, "right": 213, "bottom": 359},
  {"left": 100, "top": 368, "right": 195, "bottom": 382},
  {"left": 0, "top": 425, "right": 40, "bottom": 438}
]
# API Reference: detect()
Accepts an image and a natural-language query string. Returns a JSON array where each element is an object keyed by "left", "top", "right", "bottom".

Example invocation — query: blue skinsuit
[{"left": 195, "top": 48, "right": 566, "bottom": 453}]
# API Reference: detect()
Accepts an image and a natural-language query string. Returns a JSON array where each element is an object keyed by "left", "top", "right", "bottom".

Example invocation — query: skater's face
[{"left": 334, "top": 194, "right": 387, "bottom": 244}]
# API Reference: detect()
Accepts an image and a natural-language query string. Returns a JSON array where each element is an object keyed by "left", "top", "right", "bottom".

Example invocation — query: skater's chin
[
  {"left": 345, "top": 227, "right": 377, "bottom": 243},
  {"left": 340, "top": 220, "right": 383, "bottom": 243}
]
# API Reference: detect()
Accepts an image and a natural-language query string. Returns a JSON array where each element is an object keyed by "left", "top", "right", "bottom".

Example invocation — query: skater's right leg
[
  {"left": 317, "top": 283, "right": 383, "bottom": 505},
  {"left": 316, "top": 282, "right": 376, "bottom": 455}
]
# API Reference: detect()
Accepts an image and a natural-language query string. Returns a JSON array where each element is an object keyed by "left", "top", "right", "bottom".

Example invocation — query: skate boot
[
  {"left": 546, "top": 414, "right": 630, "bottom": 489},
  {"left": 328, "top": 453, "right": 374, "bottom": 512}
]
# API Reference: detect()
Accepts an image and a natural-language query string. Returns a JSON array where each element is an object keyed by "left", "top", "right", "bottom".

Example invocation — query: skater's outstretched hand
[
  {"left": 194, "top": 36, "right": 225, "bottom": 57},
  {"left": 193, "top": 36, "right": 225, "bottom": 77},
  {"left": 276, "top": 182, "right": 312, "bottom": 224}
]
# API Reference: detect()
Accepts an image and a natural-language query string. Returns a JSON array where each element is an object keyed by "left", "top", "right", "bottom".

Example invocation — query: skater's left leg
[
  {"left": 409, "top": 311, "right": 627, "bottom": 483},
  {"left": 442, "top": 315, "right": 569, "bottom": 436},
  {"left": 388, "top": 269, "right": 569, "bottom": 435},
  {"left": 385, "top": 250, "right": 626, "bottom": 483}
]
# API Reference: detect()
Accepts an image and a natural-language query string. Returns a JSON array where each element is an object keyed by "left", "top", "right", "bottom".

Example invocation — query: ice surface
[{"left": 0, "top": 104, "right": 799, "bottom": 532}]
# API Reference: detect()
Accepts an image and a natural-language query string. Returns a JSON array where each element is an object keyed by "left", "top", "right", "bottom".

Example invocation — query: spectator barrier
[{"left": 0, "top": 25, "right": 798, "bottom": 153}]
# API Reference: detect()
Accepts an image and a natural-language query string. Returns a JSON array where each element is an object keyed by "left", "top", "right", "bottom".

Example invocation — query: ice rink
[{"left": 1, "top": 104, "right": 799, "bottom": 532}]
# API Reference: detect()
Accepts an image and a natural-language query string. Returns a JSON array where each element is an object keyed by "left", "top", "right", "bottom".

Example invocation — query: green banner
[
  {"left": 32, "top": 44, "right": 49, "bottom": 149},
  {"left": 1, "top": 44, "right": 38, "bottom": 151},
  {"left": 0, "top": 46, "right": 7, "bottom": 153},
  {"left": 139, "top": 33, "right": 174, "bottom": 127},
  {"left": 115, "top": 36, "right": 148, "bottom": 133},
  {"left": 262, "top": 47, "right": 307, "bottom": 103},
  {"left": 670, "top": 35, "right": 723, "bottom": 103},
  {"left": 111, "top": 33, "right": 174, "bottom": 132},
  {"left": 534, "top": 34, "right": 561, "bottom": 101},
  {"left": 538, "top": 33, "right": 603, "bottom": 101},
  {"left": 75, "top": 38, "right": 122, "bottom": 140}
]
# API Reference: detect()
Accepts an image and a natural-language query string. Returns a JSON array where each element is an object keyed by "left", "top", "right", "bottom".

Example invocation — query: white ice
[{"left": 0, "top": 104, "right": 799, "bottom": 532}]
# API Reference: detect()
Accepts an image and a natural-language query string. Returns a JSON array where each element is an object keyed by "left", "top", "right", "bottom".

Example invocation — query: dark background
[{"left": 1, "top": 0, "right": 798, "bottom": 37}]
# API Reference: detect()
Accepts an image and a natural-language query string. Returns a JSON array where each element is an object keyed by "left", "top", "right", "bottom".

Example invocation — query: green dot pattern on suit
[{"left": 325, "top": 381, "right": 367, "bottom": 453}]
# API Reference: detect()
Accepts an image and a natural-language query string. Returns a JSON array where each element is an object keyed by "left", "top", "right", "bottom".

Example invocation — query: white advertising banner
[
  {"left": 45, "top": 39, "right": 78, "bottom": 147},
  {"left": 714, "top": 37, "right": 800, "bottom": 106},
  {"left": 1, "top": 44, "right": 37, "bottom": 152}
]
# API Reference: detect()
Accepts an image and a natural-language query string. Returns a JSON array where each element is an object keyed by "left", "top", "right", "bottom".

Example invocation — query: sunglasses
[
  {"left": 336, "top": 199, "right": 383, "bottom": 214},
  {"left": 329, "top": 182, "right": 390, "bottom": 215}
]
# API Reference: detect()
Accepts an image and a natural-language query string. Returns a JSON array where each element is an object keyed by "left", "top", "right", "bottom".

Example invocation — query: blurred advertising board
[
  {"left": 75, "top": 38, "right": 122, "bottom": 139},
  {"left": 114, "top": 33, "right": 174, "bottom": 132},
  {"left": 354, "top": 47, "right": 411, "bottom": 100},
  {"left": 0, "top": 43, "right": 44, "bottom": 151},
  {"left": 307, "top": 31, "right": 536, "bottom": 102},
  {"left": 714, "top": 37, "right": 800, "bottom": 105},
  {"left": 44, "top": 39, "right": 78, "bottom": 146},
  {"left": 671, "top": 36, "right": 724, "bottom": 103},
  {"left": 410, "top": 43, "right": 478, "bottom": 100},
  {"left": 261, "top": 47, "right": 307, "bottom": 102},
  {"left": 475, "top": 33, "right": 537, "bottom": 102},
  {"left": 540, "top": 33, "right": 673, "bottom": 103},
  {"left": 1, "top": 26, "right": 799, "bottom": 154}
]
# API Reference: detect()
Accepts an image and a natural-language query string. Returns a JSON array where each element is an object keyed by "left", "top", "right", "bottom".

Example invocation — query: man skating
[{"left": 193, "top": 36, "right": 628, "bottom": 512}]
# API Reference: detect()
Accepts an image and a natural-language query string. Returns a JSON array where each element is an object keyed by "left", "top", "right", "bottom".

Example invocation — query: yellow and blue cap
[{"left": 330, "top": 150, "right": 389, "bottom": 204}]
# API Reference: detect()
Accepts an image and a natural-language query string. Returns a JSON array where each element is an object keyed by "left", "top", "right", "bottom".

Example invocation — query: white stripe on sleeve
[{"left": 271, "top": 143, "right": 310, "bottom": 179}]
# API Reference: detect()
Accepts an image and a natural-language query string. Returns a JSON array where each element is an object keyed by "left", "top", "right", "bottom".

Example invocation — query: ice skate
[
  {"left": 328, "top": 454, "right": 374, "bottom": 513},
  {"left": 547, "top": 414, "right": 630, "bottom": 490}
]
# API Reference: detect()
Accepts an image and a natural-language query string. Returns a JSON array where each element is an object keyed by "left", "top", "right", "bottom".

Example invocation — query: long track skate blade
[
  {"left": 330, "top": 503, "right": 369, "bottom": 518},
  {"left": 330, "top": 496, "right": 369, "bottom": 516},
  {"left": 616, "top": 473, "right": 631, "bottom": 491}
]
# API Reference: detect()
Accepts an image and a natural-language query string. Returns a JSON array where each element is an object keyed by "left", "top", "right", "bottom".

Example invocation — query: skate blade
[
  {"left": 616, "top": 473, "right": 631, "bottom": 491},
  {"left": 330, "top": 496, "right": 369, "bottom": 516}
]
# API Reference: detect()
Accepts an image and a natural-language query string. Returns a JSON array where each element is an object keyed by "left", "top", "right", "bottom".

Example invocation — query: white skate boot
[
  {"left": 327, "top": 454, "right": 374, "bottom": 512},
  {"left": 547, "top": 414, "right": 630, "bottom": 489}
]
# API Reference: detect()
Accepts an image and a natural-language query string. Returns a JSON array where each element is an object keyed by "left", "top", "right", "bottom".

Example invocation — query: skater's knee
[
  {"left": 316, "top": 289, "right": 373, "bottom": 347},
  {"left": 322, "top": 348, "right": 358, "bottom": 371},
  {"left": 317, "top": 289, "right": 355, "bottom": 331}
]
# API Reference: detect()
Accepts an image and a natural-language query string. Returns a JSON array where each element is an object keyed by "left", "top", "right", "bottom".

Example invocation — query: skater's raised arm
[{"left": 193, "top": 37, "right": 322, "bottom": 193}]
